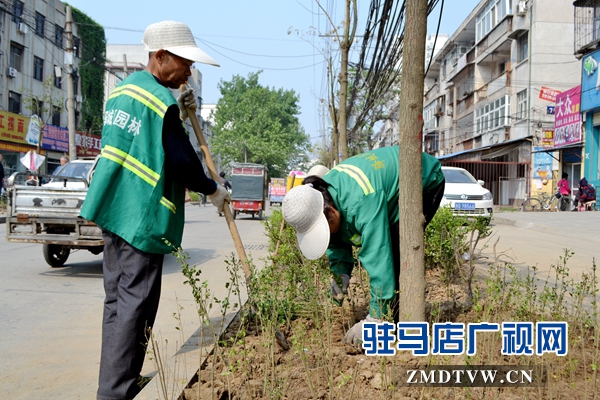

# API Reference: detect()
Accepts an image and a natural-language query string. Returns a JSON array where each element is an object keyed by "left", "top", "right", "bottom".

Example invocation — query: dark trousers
[
  {"left": 389, "top": 179, "right": 445, "bottom": 321},
  {"left": 97, "top": 230, "right": 164, "bottom": 400}
]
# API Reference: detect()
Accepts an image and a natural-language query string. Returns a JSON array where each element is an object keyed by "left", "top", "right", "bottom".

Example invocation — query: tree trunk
[
  {"left": 337, "top": 0, "right": 353, "bottom": 161},
  {"left": 398, "top": 0, "right": 428, "bottom": 322}
]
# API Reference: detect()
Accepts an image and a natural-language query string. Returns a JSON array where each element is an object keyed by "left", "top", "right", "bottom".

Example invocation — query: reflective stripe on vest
[
  {"left": 109, "top": 84, "right": 168, "bottom": 117},
  {"left": 101, "top": 145, "right": 160, "bottom": 187},
  {"left": 350, "top": 234, "right": 362, "bottom": 246},
  {"left": 160, "top": 196, "right": 176, "bottom": 214},
  {"left": 333, "top": 164, "right": 375, "bottom": 195}
]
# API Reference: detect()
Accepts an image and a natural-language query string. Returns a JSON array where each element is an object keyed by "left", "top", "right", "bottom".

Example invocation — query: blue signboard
[
  {"left": 547, "top": 106, "right": 555, "bottom": 115},
  {"left": 533, "top": 147, "right": 552, "bottom": 184},
  {"left": 581, "top": 48, "right": 600, "bottom": 112}
]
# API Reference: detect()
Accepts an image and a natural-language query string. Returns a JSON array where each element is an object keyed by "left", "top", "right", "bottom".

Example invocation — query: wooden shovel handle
[{"left": 179, "top": 85, "right": 252, "bottom": 285}]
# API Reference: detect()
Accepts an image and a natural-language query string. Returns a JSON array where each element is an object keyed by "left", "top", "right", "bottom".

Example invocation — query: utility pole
[
  {"left": 65, "top": 6, "right": 76, "bottom": 161},
  {"left": 122, "top": 54, "right": 128, "bottom": 79},
  {"left": 398, "top": 0, "right": 428, "bottom": 322}
]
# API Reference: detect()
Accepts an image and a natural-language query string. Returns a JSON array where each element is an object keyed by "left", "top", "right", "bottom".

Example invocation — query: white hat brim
[
  {"left": 297, "top": 212, "right": 330, "bottom": 260},
  {"left": 166, "top": 45, "right": 220, "bottom": 67}
]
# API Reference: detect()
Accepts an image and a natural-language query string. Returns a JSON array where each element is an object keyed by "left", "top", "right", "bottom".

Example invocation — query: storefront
[
  {"left": 0, "top": 111, "right": 46, "bottom": 177},
  {"left": 532, "top": 85, "right": 583, "bottom": 193},
  {"left": 0, "top": 113, "right": 102, "bottom": 179},
  {"left": 581, "top": 49, "right": 600, "bottom": 189}
]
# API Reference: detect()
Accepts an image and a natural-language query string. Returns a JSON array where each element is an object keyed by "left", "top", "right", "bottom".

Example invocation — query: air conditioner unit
[
  {"left": 6, "top": 67, "right": 17, "bottom": 78},
  {"left": 434, "top": 106, "right": 443, "bottom": 116},
  {"left": 517, "top": 0, "right": 527, "bottom": 16},
  {"left": 446, "top": 106, "right": 453, "bottom": 116},
  {"left": 17, "top": 22, "right": 28, "bottom": 34}
]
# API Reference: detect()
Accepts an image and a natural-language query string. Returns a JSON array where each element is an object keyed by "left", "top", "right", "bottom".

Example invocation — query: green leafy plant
[{"left": 70, "top": 5, "right": 106, "bottom": 134}]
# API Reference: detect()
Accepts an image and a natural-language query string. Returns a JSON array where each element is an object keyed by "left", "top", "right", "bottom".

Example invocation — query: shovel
[{"left": 179, "top": 85, "right": 251, "bottom": 285}]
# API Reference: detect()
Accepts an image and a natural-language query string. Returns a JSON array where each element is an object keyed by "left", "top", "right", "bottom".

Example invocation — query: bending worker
[
  {"left": 81, "top": 21, "right": 230, "bottom": 400},
  {"left": 282, "top": 146, "right": 445, "bottom": 347}
]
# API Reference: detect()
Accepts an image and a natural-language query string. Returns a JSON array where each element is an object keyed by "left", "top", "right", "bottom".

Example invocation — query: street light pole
[{"left": 65, "top": 6, "right": 76, "bottom": 161}]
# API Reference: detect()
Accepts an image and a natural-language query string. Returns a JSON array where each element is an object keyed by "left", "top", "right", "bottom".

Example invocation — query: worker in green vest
[
  {"left": 282, "top": 146, "right": 445, "bottom": 348},
  {"left": 80, "top": 21, "right": 229, "bottom": 400}
]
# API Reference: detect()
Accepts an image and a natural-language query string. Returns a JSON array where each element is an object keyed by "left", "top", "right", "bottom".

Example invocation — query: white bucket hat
[
  {"left": 282, "top": 185, "right": 330, "bottom": 260},
  {"left": 143, "top": 20, "right": 220, "bottom": 67},
  {"left": 307, "top": 165, "right": 330, "bottom": 178}
]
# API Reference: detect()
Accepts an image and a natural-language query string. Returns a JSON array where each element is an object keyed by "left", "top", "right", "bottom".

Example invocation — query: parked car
[
  {"left": 43, "top": 158, "right": 96, "bottom": 189},
  {"left": 440, "top": 166, "right": 493, "bottom": 223}
]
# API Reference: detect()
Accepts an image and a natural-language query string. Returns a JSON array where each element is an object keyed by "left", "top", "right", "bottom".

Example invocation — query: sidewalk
[{"left": 490, "top": 209, "right": 600, "bottom": 239}]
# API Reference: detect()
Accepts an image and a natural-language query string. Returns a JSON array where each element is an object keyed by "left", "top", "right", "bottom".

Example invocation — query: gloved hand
[
  {"left": 177, "top": 88, "right": 197, "bottom": 121},
  {"left": 209, "top": 184, "right": 231, "bottom": 213},
  {"left": 343, "top": 314, "right": 381, "bottom": 349},
  {"left": 330, "top": 274, "right": 350, "bottom": 302}
]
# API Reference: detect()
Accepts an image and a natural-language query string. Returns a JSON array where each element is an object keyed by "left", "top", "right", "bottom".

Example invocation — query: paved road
[
  {"left": 484, "top": 211, "right": 600, "bottom": 282},
  {"left": 0, "top": 203, "right": 269, "bottom": 399},
  {"left": 1, "top": 206, "right": 599, "bottom": 399}
]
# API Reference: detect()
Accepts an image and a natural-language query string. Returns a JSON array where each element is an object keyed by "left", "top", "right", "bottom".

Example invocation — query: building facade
[
  {"left": 0, "top": 0, "right": 82, "bottom": 177},
  {"left": 575, "top": 0, "right": 600, "bottom": 193},
  {"left": 419, "top": 0, "right": 580, "bottom": 206}
]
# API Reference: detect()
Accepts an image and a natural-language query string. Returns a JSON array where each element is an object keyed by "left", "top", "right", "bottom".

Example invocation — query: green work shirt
[{"left": 323, "top": 146, "right": 444, "bottom": 318}]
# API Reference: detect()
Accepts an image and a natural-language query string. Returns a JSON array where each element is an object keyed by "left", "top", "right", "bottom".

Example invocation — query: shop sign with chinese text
[{"left": 554, "top": 85, "right": 581, "bottom": 148}]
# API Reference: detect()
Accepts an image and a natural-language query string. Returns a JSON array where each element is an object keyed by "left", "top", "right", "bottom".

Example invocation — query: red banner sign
[{"left": 539, "top": 86, "right": 562, "bottom": 102}]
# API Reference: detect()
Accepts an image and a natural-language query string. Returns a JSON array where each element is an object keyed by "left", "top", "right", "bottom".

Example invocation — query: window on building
[
  {"left": 12, "top": 1, "right": 23, "bottom": 24},
  {"left": 10, "top": 43, "right": 23, "bottom": 71},
  {"left": 33, "top": 56, "right": 44, "bottom": 81},
  {"left": 52, "top": 106, "right": 61, "bottom": 126},
  {"left": 517, "top": 32, "right": 528, "bottom": 63},
  {"left": 476, "top": 0, "right": 509, "bottom": 42},
  {"left": 517, "top": 89, "right": 528, "bottom": 120},
  {"left": 54, "top": 66, "right": 62, "bottom": 88},
  {"left": 35, "top": 12, "right": 45, "bottom": 37},
  {"left": 33, "top": 99, "right": 44, "bottom": 119},
  {"left": 55, "top": 24, "right": 64, "bottom": 47},
  {"left": 73, "top": 37, "right": 80, "bottom": 57},
  {"left": 498, "top": 61, "right": 506, "bottom": 75},
  {"left": 115, "top": 71, "right": 125, "bottom": 84},
  {"left": 9, "top": 91, "right": 21, "bottom": 114},
  {"left": 594, "top": 6, "right": 600, "bottom": 42},
  {"left": 475, "top": 95, "right": 511, "bottom": 134}
]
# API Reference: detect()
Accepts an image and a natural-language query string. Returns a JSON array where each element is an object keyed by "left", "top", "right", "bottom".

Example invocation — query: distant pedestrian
[
  {"left": 220, "top": 171, "right": 232, "bottom": 191},
  {"left": 0, "top": 154, "right": 5, "bottom": 191},
  {"left": 558, "top": 172, "right": 571, "bottom": 196}
]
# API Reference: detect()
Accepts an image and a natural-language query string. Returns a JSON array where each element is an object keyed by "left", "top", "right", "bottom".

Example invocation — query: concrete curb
[{"left": 137, "top": 312, "right": 240, "bottom": 400}]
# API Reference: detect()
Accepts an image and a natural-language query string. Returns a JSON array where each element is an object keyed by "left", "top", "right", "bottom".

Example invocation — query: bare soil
[{"left": 182, "top": 268, "right": 594, "bottom": 400}]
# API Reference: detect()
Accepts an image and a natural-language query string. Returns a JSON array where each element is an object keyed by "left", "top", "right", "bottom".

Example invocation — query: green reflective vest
[
  {"left": 324, "top": 146, "right": 444, "bottom": 318},
  {"left": 80, "top": 70, "right": 185, "bottom": 254}
]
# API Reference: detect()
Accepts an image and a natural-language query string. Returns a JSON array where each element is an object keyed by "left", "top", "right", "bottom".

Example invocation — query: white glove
[
  {"left": 330, "top": 274, "right": 350, "bottom": 302},
  {"left": 209, "top": 184, "right": 231, "bottom": 213},
  {"left": 343, "top": 315, "right": 381, "bottom": 349},
  {"left": 177, "top": 88, "right": 197, "bottom": 121}
]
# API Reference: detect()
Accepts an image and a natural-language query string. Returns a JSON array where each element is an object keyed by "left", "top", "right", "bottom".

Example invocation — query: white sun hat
[
  {"left": 282, "top": 185, "right": 330, "bottom": 260},
  {"left": 143, "top": 20, "right": 220, "bottom": 67},
  {"left": 307, "top": 165, "right": 330, "bottom": 178}
]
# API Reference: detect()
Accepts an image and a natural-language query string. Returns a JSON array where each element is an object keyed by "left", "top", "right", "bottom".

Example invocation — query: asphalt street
[{"left": 0, "top": 202, "right": 269, "bottom": 399}]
